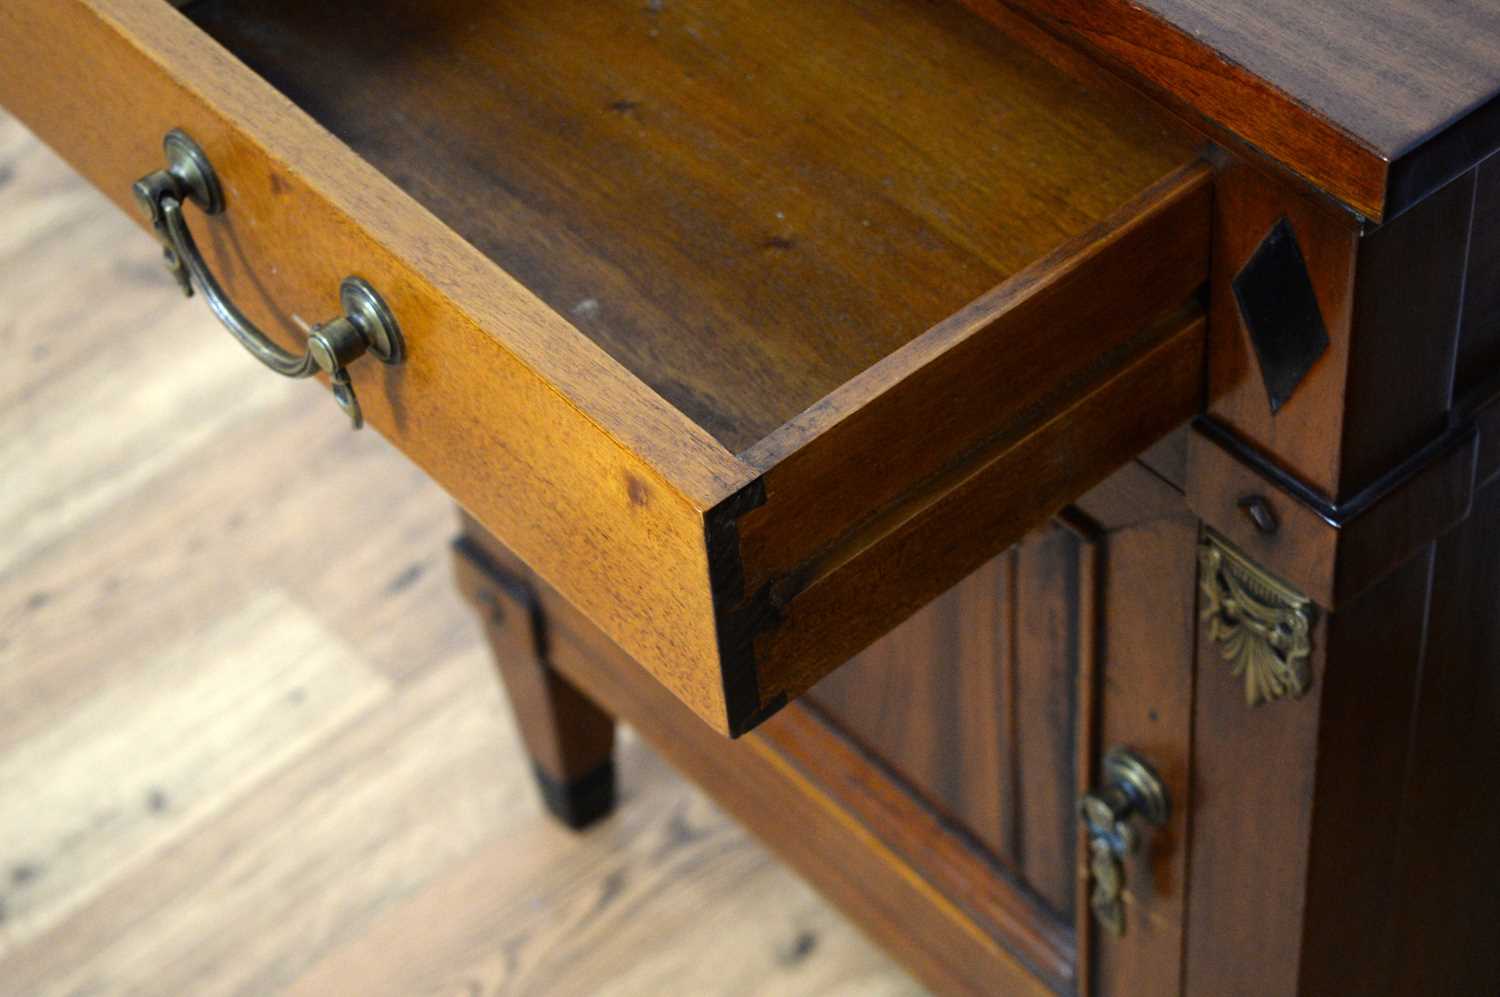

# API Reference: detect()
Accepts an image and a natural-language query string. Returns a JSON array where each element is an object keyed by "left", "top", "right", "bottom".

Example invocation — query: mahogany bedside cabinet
[{"left": 4, "top": 0, "right": 1497, "bottom": 993}]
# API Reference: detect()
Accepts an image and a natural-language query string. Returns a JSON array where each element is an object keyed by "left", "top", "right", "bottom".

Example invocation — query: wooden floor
[{"left": 0, "top": 113, "right": 923, "bottom": 996}]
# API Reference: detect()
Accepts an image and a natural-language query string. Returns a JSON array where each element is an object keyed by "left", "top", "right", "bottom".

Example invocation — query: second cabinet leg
[
  {"left": 451, "top": 524, "right": 617, "bottom": 830},
  {"left": 500, "top": 649, "right": 617, "bottom": 831}
]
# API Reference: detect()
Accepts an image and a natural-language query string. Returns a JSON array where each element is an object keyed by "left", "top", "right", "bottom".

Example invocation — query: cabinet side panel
[
  {"left": 1456, "top": 153, "right": 1500, "bottom": 400},
  {"left": 1339, "top": 170, "right": 1473, "bottom": 496},
  {"left": 1389, "top": 479, "right": 1500, "bottom": 994},
  {"left": 1183, "top": 598, "right": 1324, "bottom": 994},
  {"left": 1184, "top": 546, "right": 1435, "bottom": 996},
  {"left": 1296, "top": 550, "right": 1435, "bottom": 996}
]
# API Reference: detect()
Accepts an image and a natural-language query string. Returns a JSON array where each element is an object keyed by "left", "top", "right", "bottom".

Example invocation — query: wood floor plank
[
  {"left": 0, "top": 651, "right": 511, "bottom": 997},
  {"left": 287, "top": 749, "right": 925, "bottom": 997},
  {"left": 0, "top": 179, "right": 294, "bottom": 571},
  {"left": 0, "top": 591, "right": 391, "bottom": 953},
  {"left": 0, "top": 112, "right": 920, "bottom": 995},
  {"left": 0, "top": 388, "right": 449, "bottom": 752}
]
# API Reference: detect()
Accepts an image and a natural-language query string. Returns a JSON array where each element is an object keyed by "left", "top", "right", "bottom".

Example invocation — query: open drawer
[{"left": 0, "top": 0, "right": 1209, "bottom": 734}]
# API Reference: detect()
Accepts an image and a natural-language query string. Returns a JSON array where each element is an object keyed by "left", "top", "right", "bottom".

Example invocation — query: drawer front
[{"left": 2, "top": 0, "right": 1210, "bottom": 736}]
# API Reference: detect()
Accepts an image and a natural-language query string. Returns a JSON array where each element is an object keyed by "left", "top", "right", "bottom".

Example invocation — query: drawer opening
[{"left": 186, "top": 0, "right": 1200, "bottom": 456}]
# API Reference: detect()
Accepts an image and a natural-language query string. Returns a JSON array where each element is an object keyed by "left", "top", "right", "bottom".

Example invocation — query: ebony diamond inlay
[{"left": 1232, "top": 217, "right": 1330, "bottom": 414}]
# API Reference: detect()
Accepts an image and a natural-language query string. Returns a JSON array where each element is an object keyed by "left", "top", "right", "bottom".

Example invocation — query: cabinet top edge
[{"left": 989, "top": 0, "right": 1500, "bottom": 222}]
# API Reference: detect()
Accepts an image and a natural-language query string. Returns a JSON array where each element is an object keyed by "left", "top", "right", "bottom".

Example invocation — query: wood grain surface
[
  {"left": 1201, "top": 160, "right": 1358, "bottom": 497},
  {"left": 188, "top": 0, "right": 1198, "bottom": 452},
  {"left": 0, "top": 113, "right": 921, "bottom": 996},
  {"left": 808, "top": 528, "right": 1085, "bottom": 923},
  {"left": 987, "top": 0, "right": 1500, "bottom": 220}
]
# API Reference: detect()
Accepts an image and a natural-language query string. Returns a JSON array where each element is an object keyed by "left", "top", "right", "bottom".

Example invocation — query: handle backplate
[{"left": 132, "top": 129, "right": 404, "bottom": 428}]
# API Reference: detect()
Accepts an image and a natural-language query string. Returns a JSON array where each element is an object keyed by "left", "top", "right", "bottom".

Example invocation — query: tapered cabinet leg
[{"left": 451, "top": 517, "right": 617, "bottom": 830}]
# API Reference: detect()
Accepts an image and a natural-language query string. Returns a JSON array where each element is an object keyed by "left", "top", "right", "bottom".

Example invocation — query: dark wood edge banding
[
  {"left": 1189, "top": 416, "right": 1481, "bottom": 607},
  {"left": 1194, "top": 415, "right": 1477, "bottom": 529},
  {"left": 1384, "top": 91, "right": 1500, "bottom": 226}
]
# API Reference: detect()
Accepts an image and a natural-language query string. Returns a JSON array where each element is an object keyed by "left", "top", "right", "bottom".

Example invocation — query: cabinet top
[{"left": 1009, "top": 0, "right": 1500, "bottom": 221}]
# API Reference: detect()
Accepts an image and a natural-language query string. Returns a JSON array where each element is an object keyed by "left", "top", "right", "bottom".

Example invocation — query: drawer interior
[
  {"left": 185, "top": 0, "right": 1197, "bottom": 455},
  {"left": 114, "top": 0, "right": 1215, "bottom": 734}
]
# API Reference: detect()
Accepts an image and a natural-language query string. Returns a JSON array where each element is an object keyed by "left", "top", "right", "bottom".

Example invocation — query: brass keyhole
[{"left": 1078, "top": 747, "right": 1170, "bottom": 938}]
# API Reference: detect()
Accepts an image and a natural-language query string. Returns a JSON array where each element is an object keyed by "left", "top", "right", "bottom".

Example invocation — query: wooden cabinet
[{"left": 6, "top": 0, "right": 1500, "bottom": 993}]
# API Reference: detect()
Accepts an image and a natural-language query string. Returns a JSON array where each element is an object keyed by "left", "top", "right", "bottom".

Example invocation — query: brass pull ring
[{"left": 131, "top": 129, "right": 404, "bottom": 428}]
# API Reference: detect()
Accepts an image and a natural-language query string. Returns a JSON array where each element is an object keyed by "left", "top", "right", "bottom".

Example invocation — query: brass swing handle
[
  {"left": 1079, "top": 747, "right": 1170, "bottom": 938},
  {"left": 131, "top": 129, "right": 404, "bottom": 429}
]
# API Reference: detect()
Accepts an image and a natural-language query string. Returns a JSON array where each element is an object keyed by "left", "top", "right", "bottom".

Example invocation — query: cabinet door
[{"left": 804, "top": 459, "right": 1200, "bottom": 995}]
